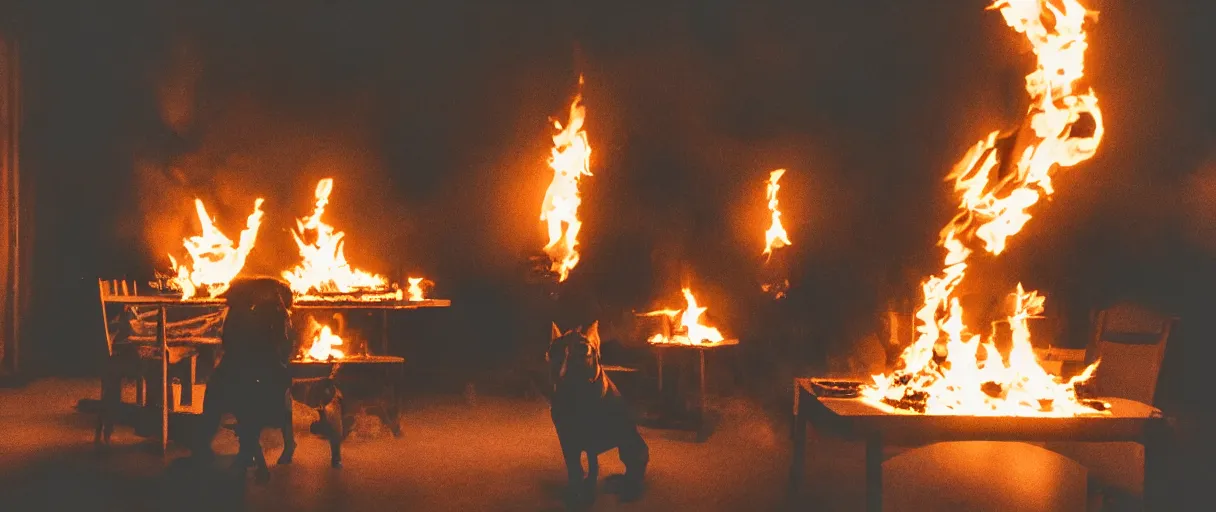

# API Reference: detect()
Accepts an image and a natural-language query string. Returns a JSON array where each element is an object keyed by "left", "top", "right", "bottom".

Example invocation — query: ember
[
  {"left": 860, "top": 0, "right": 1106, "bottom": 417},
  {"left": 539, "top": 76, "right": 592, "bottom": 283},
  {"left": 168, "top": 197, "right": 265, "bottom": 300},
  {"left": 283, "top": 178, "right": 393, "bottom": 299}
]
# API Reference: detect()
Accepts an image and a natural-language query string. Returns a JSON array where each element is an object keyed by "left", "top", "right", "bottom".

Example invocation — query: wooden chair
[
  {"left": 1055, "top": 301, "right": 1175, "bottom": 507},
  {"left": 95, "top": 279, "right": 221, "bottom": 447},
  {"left": 1085, "top": 302, "right": 1173, "bottom": 405},
  {"left": 96, "top": 279, "right": 144, "bottom": 445}
]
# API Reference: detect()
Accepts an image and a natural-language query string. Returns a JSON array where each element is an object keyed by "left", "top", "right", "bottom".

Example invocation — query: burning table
[
  {"left": 639, "top": 288, "right": 738, "bottom": 439},
  {"left": 106, "top": 294, "right": 450, "bottom": 353},
  {"left": 99, "top": 292, "right": 448, "bottom": 452},
  {"left": 786, "top": 1, "right": 1172, "bottom": 508},
  {"left": 789, "top": 378, "right": 1171, "bottom": 511}
]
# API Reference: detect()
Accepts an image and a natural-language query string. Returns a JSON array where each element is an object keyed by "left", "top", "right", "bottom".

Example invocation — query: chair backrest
[
  {"left": 98, "top": 278, "right": 136, "bottom": 356},
  {"left": 1089, "top": 302, "right": 1174, "bottom": 405}
]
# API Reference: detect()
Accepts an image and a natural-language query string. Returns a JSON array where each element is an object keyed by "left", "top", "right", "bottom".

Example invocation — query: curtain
[{"left": 0, "top": 35, "right": 25, "bottom": 377}]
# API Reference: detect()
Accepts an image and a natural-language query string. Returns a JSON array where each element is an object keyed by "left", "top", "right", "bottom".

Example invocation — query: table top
[
  {"left": 103, "top": 295, "right": 451, "bottom": 310},
  {"left": 291, "top": 355, "right": 405, "bottom": 365},
  {"left": 648, "top": 338, "right": 740, "bottom": 349},
  {"left": 795, "top": 377, "right": 1164, "bottom": 443}
]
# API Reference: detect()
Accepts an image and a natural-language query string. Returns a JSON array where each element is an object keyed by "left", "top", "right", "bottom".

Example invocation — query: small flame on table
[
  {"left": 407, "top": 277, "right": 432, "bottom": 301},
  {"left": 643, "top": 288, "right": 727, "bottom": 346}
]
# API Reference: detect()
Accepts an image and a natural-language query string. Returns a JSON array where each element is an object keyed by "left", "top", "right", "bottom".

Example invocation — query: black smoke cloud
[{"left": 16, "top": 0, "right": 1213, "bottom": 383}]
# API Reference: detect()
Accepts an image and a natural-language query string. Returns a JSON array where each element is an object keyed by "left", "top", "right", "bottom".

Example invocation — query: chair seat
[
  {"left": 126, "top": 336, "right": 222, "bottom": 346},
  {"left": 117, "top": 343, "right": 201, "bottom": 365}
]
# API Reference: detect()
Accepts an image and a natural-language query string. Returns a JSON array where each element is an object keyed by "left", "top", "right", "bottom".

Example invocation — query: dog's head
[
  {"left": 547, "top": 321, "right": 602, "bottom": 385},
  {"left": 223, "top": 277, "right": 293, "bottom": 340}
]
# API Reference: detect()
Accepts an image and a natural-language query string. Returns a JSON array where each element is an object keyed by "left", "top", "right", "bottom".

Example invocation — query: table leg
[
  {"left": 158, "top": 307, "right": 169, "bottom": 455},
  {"left": 698, "top": 350, "right": 707, "bottom": 432},
  {"left": 381, "top": 310, "right": 389, "bottom": 356},
  {"left": 387, "top": 363, "right": 403, "bottom": 437},
  {"left": 865, "top": 435, "right": 883, "bottom": 512},
  {"left": 788, "top": 394, "right": 807, "bottom": 497},
  {"left": 656, "top": 348, "right": 664, "bottom": 394}
]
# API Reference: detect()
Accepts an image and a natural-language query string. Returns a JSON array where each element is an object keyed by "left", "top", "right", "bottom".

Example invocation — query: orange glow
[
  {"left": 282, "top": 178, "right": 390, "bottom": 298},
  {"left": 643, "top": 288, "right": 728, "bottom": 346},
  {"left": 539, "top": 76, "right": 592, "bottom": 282},
  {"left": 860, "top": 0, "right": 1104, "bottom": 416},
  {"left": 168, "top": 197, "right": 265, "bottom": 300},
  {"left": 762, "top": 169, "right": 791, "bottom": 259}
]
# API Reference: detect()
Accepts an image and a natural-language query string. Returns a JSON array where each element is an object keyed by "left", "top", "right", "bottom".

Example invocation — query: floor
[
  {"left": 0, "top": 379, "right": 790, "bottom": 511},
  {"left": 0, "top": 378, "right": 1130, "bottom": 511}
]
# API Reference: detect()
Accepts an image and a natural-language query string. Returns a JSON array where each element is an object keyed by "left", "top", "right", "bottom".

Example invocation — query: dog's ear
[
  {"left": 551, "top": 322, "right": 563, "bottom": 342},
  {"left": 585, "top": 321, "right": 601, "bottom": 350}
]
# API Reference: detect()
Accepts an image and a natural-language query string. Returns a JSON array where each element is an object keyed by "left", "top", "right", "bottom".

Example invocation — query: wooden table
[
  {"left": 789, "top": 378, "right": 1172, "bottom": 511},
  {"left": 100, "top": 295, "right": 449, "bottom": 453}
]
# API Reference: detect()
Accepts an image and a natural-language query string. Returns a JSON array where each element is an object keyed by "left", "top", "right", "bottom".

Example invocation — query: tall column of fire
[
  {"left": 761, "top": 169, "right": 792, "bottom": 298},
  {"left": 539, "top": 76, "right": 592, "bottom": 283},
  {"left": 861, "top": 0, "right": 1105, "bottom": 416}
]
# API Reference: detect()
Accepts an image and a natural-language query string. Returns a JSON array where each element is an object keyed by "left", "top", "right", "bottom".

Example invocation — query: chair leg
[
  {"left": 96, "top": 358, "right": 120, "bottom": 446},
  {"left": 181, "top": 355, "right": 197, "bottom": 407}
]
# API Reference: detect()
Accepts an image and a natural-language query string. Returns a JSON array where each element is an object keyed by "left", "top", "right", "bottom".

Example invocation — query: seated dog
[
  {"left": 547, "top": 322, "right": 648, "bottom": 502},
  {"left": 193, "top": 276, "right": 295, "bottom": 482}
]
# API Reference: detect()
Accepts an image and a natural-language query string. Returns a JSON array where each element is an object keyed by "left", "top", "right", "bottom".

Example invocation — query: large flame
[
  {"left": 762, "top": 169, "right": 791, "bottom": 259},
  {"left": 283, "top": 178, "right": 390, "bottom": 297},
  {"left": 539, "top": 76, "right": 592, "bottom": 282},
  {"left": 861, "top": 0, "right": 1104, "bottom": 416},
  {"left": 644, "top": 288, "right": 727, "bottom": 346},
  {"left": 168, "top": 197, "right": 265, "bottom": 300}
]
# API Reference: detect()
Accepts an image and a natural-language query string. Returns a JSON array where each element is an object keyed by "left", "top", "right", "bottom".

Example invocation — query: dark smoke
[{"left": 14, "top": 0, "right": 1214, "bottom": 411}]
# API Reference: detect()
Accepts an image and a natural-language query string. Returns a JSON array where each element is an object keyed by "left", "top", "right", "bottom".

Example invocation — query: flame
[
  {"left": 763, "top": 169, "right": 791, "bottom": 259},
  {"left": 406, "top": 277, "right": 430, "bottom": 301},
  {"left": 304, "top": 324, "right": 345, "bottom": 361},
  {"left": 168, "top": 197, "right": 265, "bottom": 300},
  {"left": 860, "top": 0, "right": 1104, "bottom": 416},
  {"left": 282, "top": 178, "right": 389, "bottom": 297},
  {"left": 540, "top": 76, "right": 592, "bottom": 282},
  {"left": 644, "top": 288, "right": 727, "bottom": 346}
]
